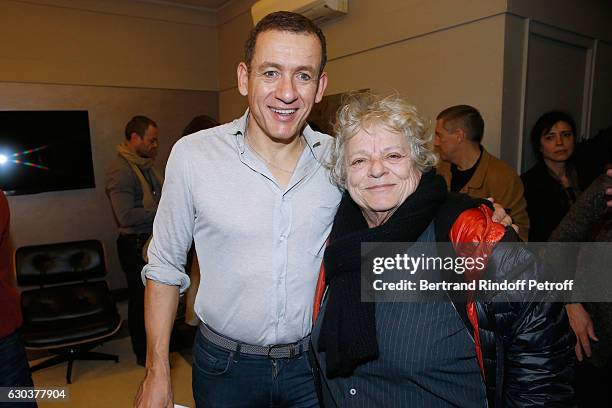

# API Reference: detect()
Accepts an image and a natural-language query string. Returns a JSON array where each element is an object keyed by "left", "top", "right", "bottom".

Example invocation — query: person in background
[
  {"left": 521, "top": 111, "right": 582, "bottom": 242},
  {"left": 0, "top": 190, "right": 37, "bottom": 408},
  {"left": 522, "top": 112, "right": 612, "bottom": 242},
  {"left": 549, "top": 169, "right": 612, "bottom": 407},
  {"left": 140, "top": 115, "right": 220, "bottom": 347},
  {"left": 181, "top": 114, "right": 220, "bottom": 328},
  {"left": 572, "top": 125, "right": 612, "bottom": 190},
  {"left": 182, "top": 115, "right": 220, "bottom": 138},
  {"left": 435, "top": 105, "right": 529, "bottom": 241},
  {"left": 105, "top": 115, "right": 163, "bottom": 366}
]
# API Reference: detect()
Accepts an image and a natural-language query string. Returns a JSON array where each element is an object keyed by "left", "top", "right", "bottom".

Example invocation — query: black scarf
[{"left": 317, "top": 171, "right": 448, "bottom": 378}]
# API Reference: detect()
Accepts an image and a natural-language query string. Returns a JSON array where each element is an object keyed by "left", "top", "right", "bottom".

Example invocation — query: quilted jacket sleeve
[
  {"left": 503, "top": 299, "right": 575, "bottom": 406},
  {"left": 488, "top": 237, "right": 575, "bottom": 407}
]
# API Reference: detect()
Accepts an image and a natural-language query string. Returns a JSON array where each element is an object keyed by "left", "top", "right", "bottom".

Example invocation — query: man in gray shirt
[
  {"left": 135, "top": 12, "right": 341, "bottom": 408},
  {"left": 105, "top": 115, "right": 162, "bottom": 366}
]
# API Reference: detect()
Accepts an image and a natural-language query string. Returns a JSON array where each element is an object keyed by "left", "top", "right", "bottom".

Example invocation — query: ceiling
[{"left": 136, "top": 0, "right": 235, "bottom": 12}]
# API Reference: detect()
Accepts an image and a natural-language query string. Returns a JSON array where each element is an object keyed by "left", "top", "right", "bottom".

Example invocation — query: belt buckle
[{"left": 267, "top": 342, "right": 298, "bottom": 359}]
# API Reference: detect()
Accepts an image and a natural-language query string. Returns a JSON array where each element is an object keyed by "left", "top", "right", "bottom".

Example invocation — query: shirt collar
[{"left": 232, "top": 110, "right": 250, "bottom": 154}]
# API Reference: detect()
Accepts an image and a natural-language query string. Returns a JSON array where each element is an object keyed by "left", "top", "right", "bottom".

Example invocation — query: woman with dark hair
[
  {"left": 181, "top": 115, "right": 219, "bottom": 327},
  {"left": 521, "top": 111, "right": 582, "bottom": 242},
  {"left": 142, "top": 114, "right": 220, "bottom": 341},
  {"left": 182, "top": 115, "right": 219, "bottom": 137}
]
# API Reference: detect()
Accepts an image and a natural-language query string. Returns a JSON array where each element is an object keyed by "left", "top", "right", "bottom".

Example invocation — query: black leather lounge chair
[{"left": 15, "top": 239, "right": 122, "bottom": 384}]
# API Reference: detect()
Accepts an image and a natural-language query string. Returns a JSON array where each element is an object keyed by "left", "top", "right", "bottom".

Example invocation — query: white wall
[
  {"left": 501, "top": 0, "right": 612, "bottom": 170},
  {"left": 0, "top": 0, "right": 218, "bottom": 90},
  {"left": 217, "top": 0, "right": 508, "bottom": 156},
  {"left": 1, "top": 0, "right": 220, "bottom": 288},
  {"left": 5, "top": 0, "right": 610, "bottom": 286},
  {"left": 217, "top": 0, "right": 255, "bottom": 121},
  {"left": 2, "top": 82, "right": 217, "bottom": 288}
]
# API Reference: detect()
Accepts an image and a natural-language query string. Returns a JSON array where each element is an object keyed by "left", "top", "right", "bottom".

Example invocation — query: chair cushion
[
  {"left": 16, "top": 240, "right": 106, "bottom": 286},
  {"left": 20, "top": 281, "right": 121, "bottom": 348}
]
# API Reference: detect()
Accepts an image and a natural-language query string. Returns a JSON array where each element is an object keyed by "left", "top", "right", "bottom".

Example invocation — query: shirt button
[{"left": 349, "top": 388, "right": 357, "bottom": 396}]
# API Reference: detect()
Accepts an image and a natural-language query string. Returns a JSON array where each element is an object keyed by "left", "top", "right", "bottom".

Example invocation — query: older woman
[{"left": 310, "top": 93, "right": 574, "bottom": 407}]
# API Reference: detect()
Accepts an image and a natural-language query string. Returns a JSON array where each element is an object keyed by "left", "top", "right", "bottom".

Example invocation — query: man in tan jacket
[{"left": 435, "top": 105, "right": 529, "bottom": 241}]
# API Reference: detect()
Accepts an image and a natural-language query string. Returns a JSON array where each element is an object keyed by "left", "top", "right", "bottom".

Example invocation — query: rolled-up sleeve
[{"left": 141, "top": 139, "right": 193, "bottom": 294}]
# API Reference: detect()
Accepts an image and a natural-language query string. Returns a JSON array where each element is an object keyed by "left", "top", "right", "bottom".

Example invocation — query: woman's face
[
  {"left": 345, "top": 123, "right": 422, "bottom": 226},
  {"left": 540, "top": 121, "right": 575, "bottom": 163}
]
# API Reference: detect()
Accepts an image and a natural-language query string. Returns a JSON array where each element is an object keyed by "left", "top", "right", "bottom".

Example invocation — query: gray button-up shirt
[{"left": 143, "top": 111, "right": 342, "bottom": 346}]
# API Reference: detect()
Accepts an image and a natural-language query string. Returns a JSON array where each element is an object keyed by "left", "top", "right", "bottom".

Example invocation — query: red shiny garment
[
  {"left": 450, "top": 204, "right": 506, "bottom": 376},
  {"left": 449, "top": 204, "right": 506, "bottom": 283},
  {"left": 313, "top": 261, "right": 326, "bottom": 324}
]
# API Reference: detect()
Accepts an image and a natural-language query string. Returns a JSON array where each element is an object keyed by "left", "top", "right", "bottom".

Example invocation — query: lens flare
[
  {"left": 4, "top": 145, "right": 51, "bottom": 171},
  {"left": 12, "top": 145, "right": 48, "bottom": 157},
  {"left": 12, "top": 159, "right": 49, "bottom": 170}
]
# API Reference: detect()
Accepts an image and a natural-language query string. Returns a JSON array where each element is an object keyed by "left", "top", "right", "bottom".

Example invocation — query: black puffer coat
[{"left": 438, "top": 197, "right": 575, "bottom": 407}]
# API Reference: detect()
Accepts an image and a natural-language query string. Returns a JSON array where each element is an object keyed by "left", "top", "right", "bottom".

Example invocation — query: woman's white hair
[{"left": 328, "top": 92, "right": 438, "bottom": 187}]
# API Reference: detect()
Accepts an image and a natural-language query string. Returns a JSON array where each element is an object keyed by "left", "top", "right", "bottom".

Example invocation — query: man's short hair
[
  {"left": 437, "top": 105, "right": 485, "bottom": 143},
  {"left": 244, "top": 11, "right": 327, "bottom": 76},
  {"left": 125, "top": 115, "right": 157, "bottom": 140}
]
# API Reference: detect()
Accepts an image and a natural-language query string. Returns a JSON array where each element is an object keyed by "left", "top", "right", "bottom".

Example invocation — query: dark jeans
[
  {"left": 0, "top": 329, "right": 37, "bottom": 407},
  {"left": 117, "top": 233, "right": 149, "bottom": 359},
  {"left": 192, "top": 330, "right": 319, "bottom": 408}
]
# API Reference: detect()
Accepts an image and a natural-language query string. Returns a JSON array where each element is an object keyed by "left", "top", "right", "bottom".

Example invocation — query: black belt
[{"left": 199, "top": 323, "right": 309, "bottom": 359}]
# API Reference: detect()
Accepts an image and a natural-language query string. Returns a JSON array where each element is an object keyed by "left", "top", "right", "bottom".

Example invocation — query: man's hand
[
  {"left": 565, "top": 303, "right": 598, "bottom": 362},
  {"left": 134, "top": 365, "right": 173, "bottom": 408},
  {"left": 487, "top": 198, "right": 518, "bottom": 234}
]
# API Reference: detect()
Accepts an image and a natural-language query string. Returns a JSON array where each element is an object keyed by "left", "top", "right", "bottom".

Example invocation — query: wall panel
[{"left": 1, "top": 81, "right": 217, "bottom": 288}]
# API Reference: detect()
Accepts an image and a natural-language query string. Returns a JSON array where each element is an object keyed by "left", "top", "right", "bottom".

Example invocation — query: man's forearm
[{"left": 144, "top": 279, "right": 180, "bottom": 370}]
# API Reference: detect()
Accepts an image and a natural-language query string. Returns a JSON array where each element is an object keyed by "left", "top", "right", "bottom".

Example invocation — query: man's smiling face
[{"left": 237, "top": 29, "right": 327, "bottom": 142}]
